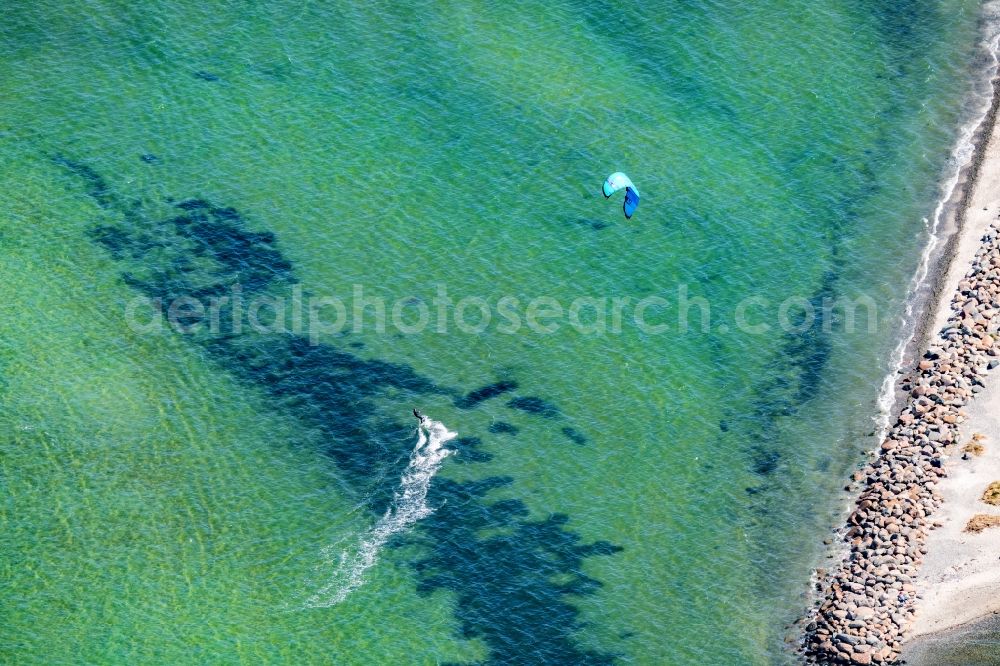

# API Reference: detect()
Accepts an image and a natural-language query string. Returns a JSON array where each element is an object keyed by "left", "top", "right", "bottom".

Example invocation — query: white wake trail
[{"left": 305, "top": 415, "right": 455, "bottom": 608}]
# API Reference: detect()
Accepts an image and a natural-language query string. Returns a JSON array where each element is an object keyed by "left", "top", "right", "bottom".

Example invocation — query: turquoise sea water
[{"left": 0, "top": 1, "right": 989, "bottom": 663}]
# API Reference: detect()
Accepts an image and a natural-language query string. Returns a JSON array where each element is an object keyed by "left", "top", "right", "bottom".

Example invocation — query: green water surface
[{"left": 0, "top": 1, "right": 987, "bottom": 663}]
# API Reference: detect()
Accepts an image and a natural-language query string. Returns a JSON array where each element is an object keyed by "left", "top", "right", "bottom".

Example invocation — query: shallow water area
[{"left": 0, "top": 1, "right": 989, "bottom": 663}]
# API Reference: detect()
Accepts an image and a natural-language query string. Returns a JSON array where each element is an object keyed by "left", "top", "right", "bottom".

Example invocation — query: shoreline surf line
[
  {"left": 873, "top": 14, "right": 1000, "bottom": 445},
  {"left": 901, "top": 28, "right": 1000, "bottom": 653},
  {"left": 799, "top": 7, "right": 1000, "bottom": 664},
  {"left": 304, "top": 414, "right": 455, "bottom": 608}
]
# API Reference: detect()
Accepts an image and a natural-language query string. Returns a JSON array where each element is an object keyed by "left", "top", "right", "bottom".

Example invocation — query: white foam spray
[
  {"left": 873, "top": 25, "right": 1000, "bottom": 440},
  {"left": 305, "top": 414, "right": 455, "bottom": 608}
]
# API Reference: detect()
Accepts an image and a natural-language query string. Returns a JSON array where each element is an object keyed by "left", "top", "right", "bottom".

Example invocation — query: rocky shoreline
[{"left": 801, "top": 221, "right": 1000, "bottom": 664}]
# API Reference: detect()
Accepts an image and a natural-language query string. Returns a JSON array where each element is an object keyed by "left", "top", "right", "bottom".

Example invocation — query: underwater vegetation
[{"left": 59, "top": 156, "right": 624, "bottom": 665}]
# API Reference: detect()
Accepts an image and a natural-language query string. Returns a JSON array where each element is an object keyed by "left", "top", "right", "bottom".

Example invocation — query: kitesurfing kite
[{"left": 603, "top": 172, "right": 640, "bottom": 219}]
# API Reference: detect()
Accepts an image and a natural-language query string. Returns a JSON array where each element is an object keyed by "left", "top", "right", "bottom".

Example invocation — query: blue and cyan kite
[{"left": 603, "top": 172, "right": 640, "bottom": 219}]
